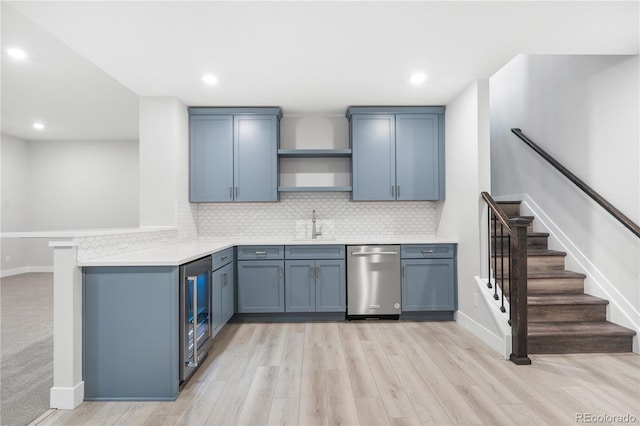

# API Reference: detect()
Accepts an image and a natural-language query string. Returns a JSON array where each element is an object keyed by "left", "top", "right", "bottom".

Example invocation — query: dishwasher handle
[{"left": 351, "top": 251, "right": 398, "bottom": 256}]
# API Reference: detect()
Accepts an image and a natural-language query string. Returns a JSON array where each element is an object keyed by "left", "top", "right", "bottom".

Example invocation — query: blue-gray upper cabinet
[
  {"left": 189, "top": 108, "right": 282, "bottom": 202},
  {"left": 346, "top": 107, "right": 445, "bottom": 201}
]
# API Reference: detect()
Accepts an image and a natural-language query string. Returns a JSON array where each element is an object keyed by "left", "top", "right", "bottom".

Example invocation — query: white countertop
[{"left": 79, "top": 237, "right": 458, "bottom": 267}]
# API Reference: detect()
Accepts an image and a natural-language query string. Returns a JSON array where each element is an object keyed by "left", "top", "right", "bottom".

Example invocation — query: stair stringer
[{"left": 494, "top": 193, "right": 639, "bottom": 354}]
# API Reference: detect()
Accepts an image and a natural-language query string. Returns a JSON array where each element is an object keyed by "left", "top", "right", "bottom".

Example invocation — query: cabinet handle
[
  {"left": 255, "top": 251, "right": 267, "bottom": 256},
  {"left": 279, "top": 266, "right": 284, "bottom": 278},
  {"left": 422, "top": 249, "right": 434, "bottom": 254},
  {"left": 186, "top": 276, "right": 199, "bottom": 368},
  {"left": 222, "top": 273, "right": 228, "bottom": 286},
  {"left": 391, "top": 186, "right": 395, "bottom": 197},
  {"left": 229, "top": 186, "right": 233, "bottom": 199},
  {"left": 221, "top": 256, "right": 227, "bottom": 261}
]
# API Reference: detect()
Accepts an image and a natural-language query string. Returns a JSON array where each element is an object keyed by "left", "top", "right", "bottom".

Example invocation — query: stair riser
[
  {"left": 528, "top": 336, "right": 633, "bottom": 354},
  {"left": 492, "top": 255, "right": 566, "bottom": 273},
  {"left": 528, "top": 304, "right": 607, "bottom": 323},
  {"left": 491, "top": 235, "right": 548, "bottom": 250},
  {"left": 500, "top": 278, "right": 584, "bottom": 295},
  {"left": 495, "top": 203, "right": 521, "bottom": 217}
]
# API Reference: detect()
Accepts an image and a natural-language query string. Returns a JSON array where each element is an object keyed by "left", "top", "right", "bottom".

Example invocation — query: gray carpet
[{"left": 1, "top": 273, "right": 53, "bottom": 426}]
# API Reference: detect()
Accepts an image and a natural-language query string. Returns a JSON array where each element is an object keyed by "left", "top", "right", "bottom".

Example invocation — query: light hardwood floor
[{"left": 37, "top": 321, "right": 639, "bottom": 426}]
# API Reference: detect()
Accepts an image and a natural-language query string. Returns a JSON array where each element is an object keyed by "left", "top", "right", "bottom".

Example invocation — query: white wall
[
  {"left": 437, "top": 80, "right": 504, "bottom": 347},
  {"left": 1, "top": 134, "right": 139, "bottom": 273},
  {"left": 490, "top": 55, "right": 639, "bottom": 342},
  {"left": 139, "top": 97, "right": 189, "bottom": 226}
]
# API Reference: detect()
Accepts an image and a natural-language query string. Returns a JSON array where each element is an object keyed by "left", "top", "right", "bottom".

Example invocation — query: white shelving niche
[{"left": 278, "top": 115, "right": 352, "bottom": 192}]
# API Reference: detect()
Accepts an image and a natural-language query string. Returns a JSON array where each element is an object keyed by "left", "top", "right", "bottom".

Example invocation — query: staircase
[{"left": 493, "top": 201, "right": 636, "bottom": 354}]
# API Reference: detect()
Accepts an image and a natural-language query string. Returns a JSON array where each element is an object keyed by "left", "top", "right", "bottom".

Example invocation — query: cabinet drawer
[
  {"left": 237, "top": 245, "right": 284, "bottom": 260},
  {"left": 285, "top": 245, "right": 345, "bottom": 260},
  {"left": 401, "top": 244, "right": 454, "bottom": 259},
  {"left": 212, "top": 247, "right": 234, "bottom": 270}
]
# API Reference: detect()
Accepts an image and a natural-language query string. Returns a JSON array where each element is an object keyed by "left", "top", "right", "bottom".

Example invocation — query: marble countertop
[{"left": 79, "top": 237, "right": 458, "bottom": 267}]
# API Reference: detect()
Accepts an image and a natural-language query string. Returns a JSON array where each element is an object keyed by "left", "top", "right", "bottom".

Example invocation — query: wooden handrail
[
  {"left": 511, "top": 128, "right": 640, "bottom": 238},
  {"left": 481, "top": 191, "right": 513, "bottom": 232}
]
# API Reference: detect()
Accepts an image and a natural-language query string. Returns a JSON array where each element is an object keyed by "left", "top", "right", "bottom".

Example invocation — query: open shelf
[
  {"left": 277, "top": 149, "right": 352, "bottom": 158},
  {"left": 278, "top": 186, "right": 352, "bottom": 192}
]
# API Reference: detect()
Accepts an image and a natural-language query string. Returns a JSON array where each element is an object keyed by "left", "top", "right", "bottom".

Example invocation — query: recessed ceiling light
[
  {"left": 202, "top": 74, "right": 218, "bottom": 85},
  {"left": 32, "top": 122, "right": 45, "bottom": 130},
  {"left": 410, "top": 72, "right": 427, "bottom": 86},
  {"left": 7, "top": 47, "right": 27, "bottom": 60}
]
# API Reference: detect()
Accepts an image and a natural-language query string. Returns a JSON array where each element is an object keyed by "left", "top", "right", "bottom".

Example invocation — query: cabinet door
[
  {"left": 285, "top": 260, "right": 315, "bottom": 312},
  {"left": 402, "top": 259, "right": 455, "bottom": 311},
  {"left": 234, "top": 115, "right": 278, "bottom": 202},
  {"left": 211, "top": 267, "right": 224, "bottom": 335},
  {"left": 237, "top": 260, "right": 284, "bottom": 313},
  {"left": 351, "top": 115, "right": 396, "bottom": 201},
  {"left": 315, "top": 260, "right": 346, "bottom": 312},
  {"left": 395, "top": 114, "right": 440, "bottom": 200},
  {"left": 220, "top": 263, "right": 235, "bottom": 325},
  {"left": 189, "top": 115, "right": 234, "bottom": 202}
]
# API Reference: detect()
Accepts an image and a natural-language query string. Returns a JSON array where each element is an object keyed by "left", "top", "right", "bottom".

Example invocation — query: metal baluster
[
  {"left": 487, "top": 207, "right": 493, "bottom": 289},
  {"left": 500, "top": 223, "right": 506, "bottom": 311},
  {"left": 493, "top": 215, "right": 499, "bottom": 301},
  {"left": 507, "top": 233, "right": 512, "bottom": 326}
]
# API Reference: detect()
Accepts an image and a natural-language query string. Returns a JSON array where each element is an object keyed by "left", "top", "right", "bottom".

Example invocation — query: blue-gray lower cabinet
[
  {"left": 284, "top": 259, "right": 346, "bottom": 312},
  {"left": 212, "top": 262, "right": 234, "bottom": 336},
  {"left": 401, "top": 258, "right": 456, "bottom": 311},
  {"left": 236, "top": 260, "right": 285, "bottom": 313},
  {"left": 83, "top": 266, "right": 180, "bottom": 401}
]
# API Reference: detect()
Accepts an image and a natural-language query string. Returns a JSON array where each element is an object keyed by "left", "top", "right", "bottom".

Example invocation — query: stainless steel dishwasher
[{"left": 347, "top": 245, "right": 401, "bottom": 319}]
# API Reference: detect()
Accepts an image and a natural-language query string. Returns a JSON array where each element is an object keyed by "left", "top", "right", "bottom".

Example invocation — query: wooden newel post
[{"left": 509, "top": 217, "right": 533, "bottom": 365}]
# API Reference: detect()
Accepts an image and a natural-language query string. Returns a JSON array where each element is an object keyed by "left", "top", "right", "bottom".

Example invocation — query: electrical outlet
[{"left": 5, "top": 255, "right": 11, "bottom": 263}]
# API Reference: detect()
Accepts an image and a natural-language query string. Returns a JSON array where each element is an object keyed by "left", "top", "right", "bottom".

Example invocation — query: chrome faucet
[{"left": 312, "top": 209, "right": 322, "bottom": 239}]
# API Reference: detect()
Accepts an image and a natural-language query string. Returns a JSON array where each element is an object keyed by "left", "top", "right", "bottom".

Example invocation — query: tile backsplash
[{"left": 199, "top": 193, "right": 436, "bottom": 240}]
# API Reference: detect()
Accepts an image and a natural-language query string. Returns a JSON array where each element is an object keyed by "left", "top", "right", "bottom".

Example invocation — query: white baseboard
[
  {"left": 50, "top": 382, "right": 84, "bottom": 409},
  {"left": 1, "top": 266, "right": 54, "bottom": 278},
  {"left": 457, "top": 311, "right": 508, "bottom": 358}
]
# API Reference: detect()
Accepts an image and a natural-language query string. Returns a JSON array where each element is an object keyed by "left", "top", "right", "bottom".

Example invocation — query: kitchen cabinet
[
  {"left": 212, "top": 247, "right": 234, "bottom": 337},
  {"left": 236, "top": 246, "right": 285, "bottom": 313},
  {"left": 189, "top": 107, "right": 282, "bottom": 202},
  {"left": 401, "top": 244, "right": 457, "bottom": 312},
  {"left": 284, "top": 245, "right": 346, "bottom": 313},
  {"left": 346, "top": 107, "right": 445, "bottom": 201},
  {"left": 83, "top": 266, "right": 180, "bottom": 400}
]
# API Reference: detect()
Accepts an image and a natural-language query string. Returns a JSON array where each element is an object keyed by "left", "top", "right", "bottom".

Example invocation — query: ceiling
[{"left": 2, "top": 1, "right": 638, "bottom": 141}]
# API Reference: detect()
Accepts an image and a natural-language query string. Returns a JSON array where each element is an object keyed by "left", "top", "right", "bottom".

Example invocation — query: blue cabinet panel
[
  {"left": 315, "top": 260, "right": 346, "bottom": 312},
  {"left": 351, "top": 115, "right": 396, "bottom": 201},
  {"left": 236, "top": 245, "right": 284, "bottom": 260},
  {"left": 83, "top": 266, "right": 180, "bottom": 400},
  {"left": 237, "top": 260, "right": 284, "bottom": 313},
  {"left": 395, "top": 114, "right": 440, "bottom": 200},
  {"left": 285, "top": 260, "right": 315, "bottom": 312},
  {"left": 234, "top": 115, "right": 278, "bottom": 202},
  {"left": 189, "top": 115, "right": 234, "bottom": 202},
  {"left": 221, "top": 263, "right": 235, "bottom": 325},
  {"left": 401, "top": 244, "right": 455, "bottom": 259},
  {"left": 285, "top": 245, "right": 345, "bottom": 260},
  {"left": 401, "top": 258, "right": 455, "bottom": 311}
]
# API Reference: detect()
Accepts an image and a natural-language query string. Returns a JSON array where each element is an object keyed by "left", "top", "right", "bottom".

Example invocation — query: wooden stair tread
[
  {"left": 528, "top": 321, "right": 636, "bottom": 337},
  {"left": 496, "top": 270, "right": 586, "bottom": 279},
  {"left": 492, "top": 249, "right": 566, "bottom": 257},
  {"left": 527, "top": 294, "right": 608, "bottom": 305},
  {"left": 490, "top": 231, "right": 549, "bottom": 237}
]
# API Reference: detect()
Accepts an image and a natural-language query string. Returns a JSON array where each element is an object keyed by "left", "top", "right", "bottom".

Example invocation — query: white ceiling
[{"left": 2, "top": 1, "right": 638, "bottom": 141}]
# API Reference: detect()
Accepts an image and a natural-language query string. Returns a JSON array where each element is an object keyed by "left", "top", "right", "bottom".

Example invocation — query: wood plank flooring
[{"left": 36, "top": 321, "right": 640, "bottom": 426}]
